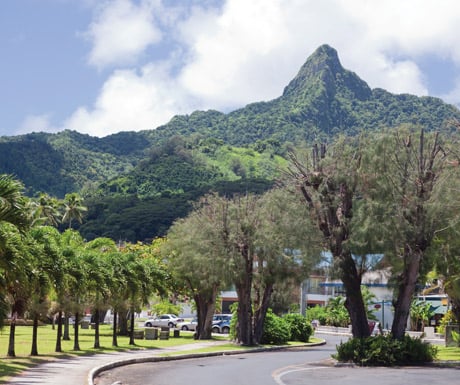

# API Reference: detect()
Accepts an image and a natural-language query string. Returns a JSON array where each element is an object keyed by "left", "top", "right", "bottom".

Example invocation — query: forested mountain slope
[{"left": 1, "top": 44, "right": 458, "bottom": 199}]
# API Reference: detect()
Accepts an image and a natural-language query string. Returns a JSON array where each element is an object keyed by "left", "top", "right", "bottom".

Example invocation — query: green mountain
[
  {"left": 1, "top": 44, "right": 459, "bottom": 242},
  {"left": 1, "top": 45, "right": 458, "bottom": 198}
]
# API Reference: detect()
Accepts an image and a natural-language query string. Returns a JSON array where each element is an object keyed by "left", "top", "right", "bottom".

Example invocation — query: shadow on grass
[{"left": 0, "top": 331, "right": 206, "bottom": 383}]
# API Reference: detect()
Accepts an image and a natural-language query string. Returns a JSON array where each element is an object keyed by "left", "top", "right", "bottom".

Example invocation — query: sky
[{"left": 2, "top": 0, "right": 460, "bottom": 138}]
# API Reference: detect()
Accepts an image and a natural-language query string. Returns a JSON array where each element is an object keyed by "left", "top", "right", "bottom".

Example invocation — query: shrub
[
  {"left": 333, "top": 335, "right": 438, "bottom": 366},
  {"left": 261, "top": 309, "right": 290, "bottom": 345},
  {"left": 437, "top": 310, "right": 456, "bottom": 335},
  {"left": 305, "top": 305, "right": 327, "bottom": 325},
  {"left": 283, "top": 313, "right": 313, "bottom": 342}
]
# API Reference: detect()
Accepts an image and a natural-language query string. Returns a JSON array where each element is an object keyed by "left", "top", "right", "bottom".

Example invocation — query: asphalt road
[{"left": 94, "top": 335, "right": 459, "bottom": 385}]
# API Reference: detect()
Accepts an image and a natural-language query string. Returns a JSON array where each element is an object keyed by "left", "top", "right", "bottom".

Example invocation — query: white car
[
  {"left": 177, "top": 318, "right": 198, "bottom": 331},
  {"left": 144, "top": 314, "right": 184, "bottom": 328}
]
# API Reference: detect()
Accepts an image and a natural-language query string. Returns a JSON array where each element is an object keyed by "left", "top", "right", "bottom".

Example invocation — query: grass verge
[
  {"left": 436, "top": 345, "right": 460, "bottom": 361},
  {"left": 0, "top": 324, "right": 201, "bottom": 383}
]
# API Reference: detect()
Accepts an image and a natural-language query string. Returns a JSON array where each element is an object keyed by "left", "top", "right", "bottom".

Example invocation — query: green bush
[
  {"left": 283, "top": 313, "right": 313, "bottom": 342},
  {"left": 261, "top": 309, "right": 290, "bottom": 345},
  {"left": 305, "top": 305, "right": 327, "bottom": 325},
  {"left": 437, "top": 310, "right": 456, "bottom": 335},
  {"left": 334, "top": 335, "right": 437, "bottom": 366}
]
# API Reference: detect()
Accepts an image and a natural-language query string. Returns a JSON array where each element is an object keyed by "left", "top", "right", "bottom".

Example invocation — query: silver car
[{"left": 144, "top": 314, "right": 184, "bottom": 328}]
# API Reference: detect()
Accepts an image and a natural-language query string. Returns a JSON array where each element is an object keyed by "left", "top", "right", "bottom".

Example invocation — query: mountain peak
[{"left": 282, "top": 44, "right": 372, "bottom": 101}]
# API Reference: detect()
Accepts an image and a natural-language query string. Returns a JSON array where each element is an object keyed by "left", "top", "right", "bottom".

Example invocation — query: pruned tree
[
  {"left": 368, "top": 126, "right": 459, "bottom": 339},
  {"left": 288, "top": 137, "right": 371, "bottom": 338}
]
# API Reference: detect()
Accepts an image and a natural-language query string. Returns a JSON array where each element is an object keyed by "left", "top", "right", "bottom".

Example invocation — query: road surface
[{"left": 94, "top": 334, "right": 458, "bottom": 385}]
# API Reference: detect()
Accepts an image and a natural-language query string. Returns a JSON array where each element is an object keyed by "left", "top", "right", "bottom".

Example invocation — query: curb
[{"left": 87, "top": 340, "right": 327, "bottom": 385}]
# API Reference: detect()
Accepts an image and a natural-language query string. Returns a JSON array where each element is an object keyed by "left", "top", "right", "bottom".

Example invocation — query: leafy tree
[
  {"left": 166, "top": 189, "right": 318, "bottom": 345},
  {"left": 164, "top": 194, "right": 231, "bottom": 340},
  {"left": 288, "top": 138, "right": 371, "bottom": 337},
  {"left": 250, "top": 187, "right": 320, "bottom": 344},
  {"left": 363, "top": 126, "right": 459, "bottom": 339}
]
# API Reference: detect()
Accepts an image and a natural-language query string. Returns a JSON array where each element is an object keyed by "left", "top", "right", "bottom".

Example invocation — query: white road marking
[{"left": 272, "top": 364, "right": 329, "bottom": 385}]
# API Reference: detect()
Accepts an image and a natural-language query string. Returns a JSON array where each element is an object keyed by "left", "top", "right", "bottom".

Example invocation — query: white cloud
[
  {"left": 441, "top": 76, "right": 460, "bottom": 108},
  {"left": 85, "top": 0, "right": 163, "bottom": 68},
  {"left": 18, "top": 114, "right": 59, "bottom": 135},
  {"left": 64, "top": 0, "right": 460, "bottom": 137},
  {"left": 174, "top": 0, "right": 436, "bottom": 108},
  {"left": 64, "top": 63, "right": 196, "bottom": 137}
]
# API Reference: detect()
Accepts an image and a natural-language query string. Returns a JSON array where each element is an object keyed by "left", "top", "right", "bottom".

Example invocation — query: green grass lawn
[
  {"left": 0, "top": 323, "right": 203, "bottom": 383},
  {"left": 436, "top": 345, "right": 460, "bottom": 361}
]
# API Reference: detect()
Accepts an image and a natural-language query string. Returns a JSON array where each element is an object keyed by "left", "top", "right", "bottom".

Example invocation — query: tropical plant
[
  {"left": 61, "top": 193, "right": 87, "bottom": 229},
  {"left": 410, "top": 300, "right": 435, "bottom": 331}
]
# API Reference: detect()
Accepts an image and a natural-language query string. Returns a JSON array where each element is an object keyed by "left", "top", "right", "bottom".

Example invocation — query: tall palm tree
[
  {"left": 61, "top": 193, "right": 87, "bottom": 229},
  {"left": 28, "top": 193, "right": 61, "bottom": 227},
  {"left": 60, "top": 229, "right": 86, "bottom": 351},
  {"left": 0, "top": 175, "right": 31, "bottom": 356},
  {"left": 83, "top": 237, "right": 117, "bottom": 349},
  {"left": 28, "top": 226, "right": 62, "bottom": 355}
]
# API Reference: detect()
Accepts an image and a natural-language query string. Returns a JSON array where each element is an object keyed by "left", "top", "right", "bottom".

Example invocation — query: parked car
[
  {"left": 177, "top": 318, "right": 198, "bottom": 331},
  {"left": 212, "top": 314, "right": 232, "bottom": 325},
  {"left": 144, "top": 314, "right": 184, "bottom": 328},
  {"left": 212, "top": 319, "right": 231, "bottom": 334}
]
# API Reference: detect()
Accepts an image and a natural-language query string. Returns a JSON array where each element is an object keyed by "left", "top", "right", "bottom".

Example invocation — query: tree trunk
[
  {"left": 129, "top": 308, "right": 135, "bottom": 345},
  {"left": 118, "top": 311, "right": 129, "bottom": 336},
  {"left": 93, "top": 308, "right": 100, "bottom": 349},
  {"left": 339, "top": 251, "right": 370, "bottom": 338},
  {"left": 253, "top": 283, "right": 273, "bottom": 345},
  {"left": 63, "top": 313, "right": 71, "bottom": 340},
  {"left": 73, "top": 311, "right": 80, "bottom": 351},
  {"left": 55, "top": 310, "right": 63, "bottom": 352},
  {"left": 30, "top": 313, "right": 39, "bottom": 356},
  {"left": 112, "top": 310, "right": 118, "bottom": 347},
  {"left": 7, "top": 316, "right": 16, "bottom": 357},
  {"left": 236, "top": 282, "right": 254, "bottom": 346},
  {"left": 194, "top": 289, "right": 217, "bottom": 340},
  {"left": 451, "top": 298, "right": 460, "bottom": 325},
  {"left": 391, "top": 250, "right": 422, "bottom": 339}
]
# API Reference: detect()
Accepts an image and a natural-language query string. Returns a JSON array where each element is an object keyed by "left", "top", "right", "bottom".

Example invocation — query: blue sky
[{"left": 2, "top": 0, "right": 460, "bottom": 138}]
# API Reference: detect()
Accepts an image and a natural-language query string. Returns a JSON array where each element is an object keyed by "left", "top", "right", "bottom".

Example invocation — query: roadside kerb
[{"left": 87, "top": 340, "right": 327, "bottom": 385}]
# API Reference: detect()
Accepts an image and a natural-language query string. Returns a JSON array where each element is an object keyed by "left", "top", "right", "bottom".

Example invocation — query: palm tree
[
  {"left": 1, "top": 223, "right": 30, "bottom": 357},
  {"left": 83, "top": 238, "right": 117, "bottom": 349},
  {"left": 28, "top": 226, "right": 62, "bottom": 355},
  {"left": 61, "top": 193, "right": 87, "bottom": 229},
  {"left": 28, "top": 193, "right": 61, "bottom": 227},
  {"left": 60, "top": 230, "right": 86, "bottom": 351},
  {"left": 0, "top": 175, "right": 31, "bottom": 356},
  {"left": 0, "top": 175, "right": 29, "bottom": 232}
]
